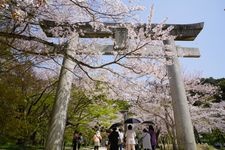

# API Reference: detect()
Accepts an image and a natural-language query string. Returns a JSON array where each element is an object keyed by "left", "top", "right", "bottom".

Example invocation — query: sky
[{"left": 137, "top": 0, "right": 225, "bottom": 78}]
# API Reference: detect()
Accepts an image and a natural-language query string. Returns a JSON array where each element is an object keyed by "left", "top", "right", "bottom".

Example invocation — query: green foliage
[
  {"left": 201, "top": 128, "right": 225, "bottom": 146},
  {"left": 0, "top": 51, "right": 55, "bottom": 146},
  {"left": 218, "top": 79, "right": 225, "bottom": 100},
  {"left": 201, "top": 77, "right": 225, "bottom": 101}
]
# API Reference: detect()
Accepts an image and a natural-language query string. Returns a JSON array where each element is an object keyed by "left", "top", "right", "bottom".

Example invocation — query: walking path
[
  {"left": 81, "top": 147, "right": 107, "bottom": 150},
  {"left": 98, "top": 147, "right": 107, "bottom": 150}
]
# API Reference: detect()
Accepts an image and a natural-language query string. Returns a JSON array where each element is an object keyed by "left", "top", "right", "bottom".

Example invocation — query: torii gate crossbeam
[{"left": 40, "top": 20, "right": 203, "bottom": 41}]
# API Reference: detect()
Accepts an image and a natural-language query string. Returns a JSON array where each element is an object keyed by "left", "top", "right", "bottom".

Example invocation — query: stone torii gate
[{"left": 41, "top": 20, "right": 203, "bottom": 150}]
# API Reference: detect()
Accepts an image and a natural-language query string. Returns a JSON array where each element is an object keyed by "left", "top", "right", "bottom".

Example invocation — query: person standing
[
  {"left": 72, "top": 131, "right": 80, "bottom": 150},
  {"left": 78, "top": 133, "right": 83, "bottom": 150},
  {"left": 148, "top": 125, "right": 156, "bottom": 150},
  {"left": 93, "top": 131, "right": 102, "bottom": 150},
  {"left": 118, "top": 128, "right": 124, "bottom": 150},
  {"left": 141, "top": 128, "right": 152, "bottom": 150},
  {"left": 125, "top": 125, "right": 136, "bottom": 150},
  {"left": 108, "top": 127, "right": 119, "bottom": 150}
]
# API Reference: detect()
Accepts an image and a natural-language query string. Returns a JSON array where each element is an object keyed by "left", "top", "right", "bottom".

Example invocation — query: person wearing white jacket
[{"left": 125, "top": 125, "right": 136, "bottom": 150}]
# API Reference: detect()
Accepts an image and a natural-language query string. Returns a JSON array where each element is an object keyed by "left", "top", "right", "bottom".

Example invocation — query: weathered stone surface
[{"left": 40, "top": 20, "right": 204, "bottom": 41}]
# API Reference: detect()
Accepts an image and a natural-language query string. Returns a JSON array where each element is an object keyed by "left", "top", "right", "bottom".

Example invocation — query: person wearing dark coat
[
  {"left": 72, "top": 131, "right": 80, "bottom": 150},
  {"left": 108, "top": 127, "right": 120, "bottom": 150},
  {"left": 148, "top": 125, "right": 157, "bottom": 150}
]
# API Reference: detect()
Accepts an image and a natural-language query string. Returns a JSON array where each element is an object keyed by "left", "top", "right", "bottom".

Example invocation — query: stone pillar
[
  {"left": 164, "top": 40, "right": 196, "bottom": 150},
  {"left": 45, "top": 35, "right": 78, "bottom": 150}
]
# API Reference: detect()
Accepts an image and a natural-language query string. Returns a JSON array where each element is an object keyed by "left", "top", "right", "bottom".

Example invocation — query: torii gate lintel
[{"left": 40, "top": 20, "right": 204, "bottom": 41}]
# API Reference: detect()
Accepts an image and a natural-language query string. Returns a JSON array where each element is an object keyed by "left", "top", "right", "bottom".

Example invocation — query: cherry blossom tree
[{"left": 0, "top": 0, "right": 176, "bottom": 149}]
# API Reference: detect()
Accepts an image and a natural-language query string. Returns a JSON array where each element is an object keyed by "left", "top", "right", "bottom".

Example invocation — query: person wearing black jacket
[{"left": 108, "top": 127, "right": 119, "bottom": 150}]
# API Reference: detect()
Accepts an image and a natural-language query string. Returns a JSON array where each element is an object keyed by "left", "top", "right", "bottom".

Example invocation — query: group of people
[
  {"left": 73, "top": 124, "right": 156, "bottom": 150},
  {"left": 106, "top": 124, "right": 157, "bottom": 150}
]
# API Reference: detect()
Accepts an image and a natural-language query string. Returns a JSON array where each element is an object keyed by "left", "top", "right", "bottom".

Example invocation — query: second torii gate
[{"left": 41, "top": 20, "right": 203, "bottom": 150}]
